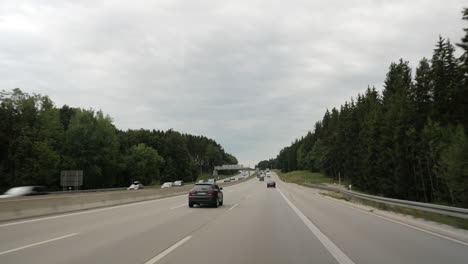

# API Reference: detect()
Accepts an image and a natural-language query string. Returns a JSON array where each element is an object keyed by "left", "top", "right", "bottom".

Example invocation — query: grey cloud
[{"left": 0, "top": 0, "right": 466, "bottom": 165}]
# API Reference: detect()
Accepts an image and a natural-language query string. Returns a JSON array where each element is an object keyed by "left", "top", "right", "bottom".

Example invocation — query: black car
[
  {"left": 188, "top": 183, "right": 223, "bottom": 208},
  {"left": 259, "top": 176, "right": 264, "bottom": 181},
  {"left": 267, "top": 181, "right": 276, "bottom": 188}
]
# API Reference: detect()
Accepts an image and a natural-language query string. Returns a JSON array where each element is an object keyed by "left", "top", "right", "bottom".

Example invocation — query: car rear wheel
[
  {"left": 214, "top": 198, "right": 219, "bottom": 208},
  {"left": 219, "top": 199, "right": 223, "bottom": 206},
  {"left": 189, "top": 202, "right": 194, "bottom": 208}
]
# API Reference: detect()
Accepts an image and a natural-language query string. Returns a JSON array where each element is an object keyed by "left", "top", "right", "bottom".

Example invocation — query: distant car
[
  {"left": 267, "top": 181, "right": 276, "bottom": 188},
  {"left": 266, "top": 172, "right": 271, "bottom": 177},
  {"left": 207, "top": 179, "right": 216, "bottom": 183},
  {"left": 197, "top": 180, "right": 204, "bottom": 183},
  {"left": 188, "top": 183, "right": 223, "bottom": 208},
  {"left": 174, "top": 180, "right": 184, "bottom": 186},
  {"left": 161, "top": 182, "right": 173, "bottom": 188},
  {"left": 0, "top": 186, "right": 48, "bottom": 198},
  {"left": 127, "top": 181, "right": 144, "bottom": 190},
  {"left": 224, "top": 178, "right": 231, "bottom": 182},
  {"left": 230, "top": 177, "right": 236, "bottom": 180},
  {"left": 259, "top": 176, "right": 264, "bottom": 181}
]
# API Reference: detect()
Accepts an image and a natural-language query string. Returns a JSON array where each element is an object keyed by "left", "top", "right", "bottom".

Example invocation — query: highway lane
[{"left": 1, "top": 172, "right": 467, "bottom": 263}]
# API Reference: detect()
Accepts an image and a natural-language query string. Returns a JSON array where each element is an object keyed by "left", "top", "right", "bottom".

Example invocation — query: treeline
[
  {"left": 0, "top": 89, "right": 237, "bottom": 191},
  {"left": 258, "top": 8, "right": 468, "bottom": 207}
]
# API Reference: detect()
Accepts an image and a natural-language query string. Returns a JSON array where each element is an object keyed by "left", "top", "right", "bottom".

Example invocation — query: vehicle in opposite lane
[
  {"left": 161, "top": 182, "right": 173, "bottom": 188},
  {"left": 127, "top": 181, "right": 144, "bottom": 190},
  {"left": 174, "top": 180, "right": 184, "bottom": 186},
  {"left": 0, "top": 186, "right": 48, "bottom": 198}
]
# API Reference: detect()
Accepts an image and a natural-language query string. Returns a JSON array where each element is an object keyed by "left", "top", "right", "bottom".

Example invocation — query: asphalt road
[{"left": 1, "top": 172, "right": 467, "bottom": 264}]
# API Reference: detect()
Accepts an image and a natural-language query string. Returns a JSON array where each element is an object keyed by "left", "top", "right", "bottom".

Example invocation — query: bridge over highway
[{"left": 212, "top": 164, "right": 255, "bottom": 176}]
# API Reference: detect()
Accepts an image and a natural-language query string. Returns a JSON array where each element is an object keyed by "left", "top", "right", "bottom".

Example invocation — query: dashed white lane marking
[
  {"left": 0, "top": 233, "right": 79, "bottom": 256},
  {"left": 170, "top": 204, "right": 187, "bottom": 210},
  {"left": 228, "top": 203, "right": 239, "bottom": 211},
  {"left": 144, "top": 235, "right": 192, "bottom": 264}
]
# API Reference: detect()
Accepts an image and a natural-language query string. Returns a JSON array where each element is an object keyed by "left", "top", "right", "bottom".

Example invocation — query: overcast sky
[{"left": 0, "top": 0, "right": 466, "bottom": 166}]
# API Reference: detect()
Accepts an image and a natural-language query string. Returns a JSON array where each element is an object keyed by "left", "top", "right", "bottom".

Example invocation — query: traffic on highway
[{"left": 0, "top": 171, "right": 467, "bottom": 264}]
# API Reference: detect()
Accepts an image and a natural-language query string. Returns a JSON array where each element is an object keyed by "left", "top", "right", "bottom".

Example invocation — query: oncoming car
[
  {"left": 127, "top": 181, "right": 144, "bottom": 190},
  {"left": 188, "top": 183, "right": 223, "bottom": 208},
  {"left": 267, "top": 181, "right": 276, "bottom": 188},
  {"left": 161, "top": 182, "right": 173, "bottom": 188},
  {"left": 0, "top": 186, "right": 48, "bottom": 198}
]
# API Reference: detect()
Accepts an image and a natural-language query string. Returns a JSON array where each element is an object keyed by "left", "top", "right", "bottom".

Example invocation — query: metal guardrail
[{"left": 304, "top": 183, "right": 468, "bottom": 219}]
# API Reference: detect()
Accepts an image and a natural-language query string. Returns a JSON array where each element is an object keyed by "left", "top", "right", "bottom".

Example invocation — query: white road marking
[
  {"left": 0, "top": 233, "right": 78, "bottom": 256},
  {"left": 170, "top": 204, "right": 186, "bottom": 210},
  {"left": 144, "top": 235, "right": 192, "bottom": 264},
  {"left": 315, "top": 192, "right": 468, "bottom": 247},
  {"left": 278, "top": 188, "right": 355, "bottom": 264},
  {"left": 0, "top": 195, "right": 185, "bottom": 228},
  {"left": 228, "top": 203, "right": 239, "bottom": 211}
]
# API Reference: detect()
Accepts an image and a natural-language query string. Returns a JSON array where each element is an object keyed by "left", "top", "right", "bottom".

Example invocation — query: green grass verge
[{"left": 275, "top": 170, "right": 332, "bottom": 185}]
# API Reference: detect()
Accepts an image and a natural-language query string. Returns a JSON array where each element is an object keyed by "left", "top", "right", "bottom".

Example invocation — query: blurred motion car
[
  {"left": 188, "top": 183, "right": 223, "bottom": 208},
  {"left": 174, "top": 180, "right": 184, "bottom": 186},
  {"left": 197, "top": 180, "right": 204, "bottom": 183},
  {"left": 267, "top": 181, "right": 276, "bottom": 188},
  {"left": 224, "top": 178, "right": 231, "bottom": 182},
  {"left": 161, "top": 182, "right": 173, "bottom": 188},
  {"left": 259, "top": 176, "right": 264, "bottom": 181},
  {"left": 127, "top": 181, "right": 144, "bottom": 190},
  {"left": 208, "top": 179, "right": 216, "bottom": 183},
  {"left": 0, "top": 186, "right": 48, "bottom": 198}
]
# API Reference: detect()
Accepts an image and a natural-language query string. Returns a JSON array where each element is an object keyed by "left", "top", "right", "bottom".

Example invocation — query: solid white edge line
[
  {"left": 144, "top": 235, "right": 192, "bottom": 264},
  {"left": 277, "top": 188, "right": 355, "bottom": 264},
  {"left": 228, "top": 203, "right": 239, "bottom": 211},
  {"left": 314, "top": 192, "right": 468, "bottom": 247},
  {"left": 0, "top": 195, "right": 186, "bottom": 228},
  {"left": 170, "top": 204, "right": 187, "bottom": 210},
  {"left": 0, "top": 233, "right": 79, "bottom": 256}
]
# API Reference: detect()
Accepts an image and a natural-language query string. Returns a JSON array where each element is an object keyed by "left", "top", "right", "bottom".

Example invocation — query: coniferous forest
[{"left": 258, "top": 8, "right": 468, "bottom": 207}]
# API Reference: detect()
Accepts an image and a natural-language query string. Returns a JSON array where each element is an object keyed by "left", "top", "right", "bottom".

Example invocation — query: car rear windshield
[{"left": 192, "top": 185, "right": 214, "bottom": 191}]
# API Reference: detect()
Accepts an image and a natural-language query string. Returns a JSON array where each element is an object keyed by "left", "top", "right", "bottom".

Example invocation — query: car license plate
[{"left": 198, "top": 192, "right": 207, "bottom": 195}]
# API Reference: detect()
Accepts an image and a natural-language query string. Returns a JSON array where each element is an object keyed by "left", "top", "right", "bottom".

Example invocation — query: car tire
[
  {"left": 214, "top": 199, "right": 219, "bottom": 208},
  {"left": 189, "top": 202, "right": 194, "bottom": 208},
  {"left": 219, "top": 199, "right": 223, "bottom": 206}
]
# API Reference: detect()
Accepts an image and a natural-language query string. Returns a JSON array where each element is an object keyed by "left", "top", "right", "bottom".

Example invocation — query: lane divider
[
  {"left": 228, "top": 203, "right": 239, "bottom": 211},
  {"left": 144, "top": 235, "right": 192, "bottom": 264},
  {"left": 0, "top": 195, "right": 185, "bottom": 228},
  {"left": 277, "top": 188, "right": 355, "bottom": 264},
  {"left": 0, "top": 233, "right": 79, "bottom": 256},
  {"left": 170, "top": 204, "right": 186, "bottom": 210}
]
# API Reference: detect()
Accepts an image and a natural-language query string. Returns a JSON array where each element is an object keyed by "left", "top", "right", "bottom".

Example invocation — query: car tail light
[
  {"left": 189, "top": 191, "right": 197, "bottom": 194},
  {"left": 208, "top": 190, "right": 217, "bottom": 194}
]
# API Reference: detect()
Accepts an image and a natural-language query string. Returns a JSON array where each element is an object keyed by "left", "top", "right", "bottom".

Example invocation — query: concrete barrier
[{"left": 0, "top": 178, "right": 250, "bottom": 222}]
